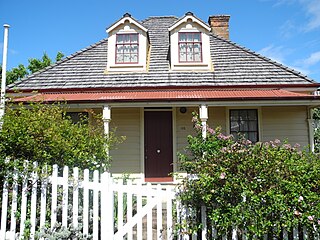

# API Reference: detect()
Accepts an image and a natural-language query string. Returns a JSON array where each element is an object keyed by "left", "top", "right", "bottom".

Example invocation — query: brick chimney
[{"left": 208, "top": 15, "right": 230, "bottom": 39}]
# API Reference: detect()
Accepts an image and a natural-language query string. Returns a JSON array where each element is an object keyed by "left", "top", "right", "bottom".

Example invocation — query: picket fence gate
[{"left": 0, "top": 164, "right": 177, "bottom": 240}]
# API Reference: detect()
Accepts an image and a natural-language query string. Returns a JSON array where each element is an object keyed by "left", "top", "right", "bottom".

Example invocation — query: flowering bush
[{"left": 177, "top": 114, "right": 320, "bottom": 238}]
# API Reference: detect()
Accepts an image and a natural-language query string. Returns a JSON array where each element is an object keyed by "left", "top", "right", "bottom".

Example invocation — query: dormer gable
[
  {"left": 106, "top": 13, "right": 149, "bottom": 72},
  {"left": 168, "top": 12, "right": 212, "bottom": 71}
]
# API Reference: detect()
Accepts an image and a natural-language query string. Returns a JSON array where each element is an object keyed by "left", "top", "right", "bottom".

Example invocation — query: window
[
  {"left": 230, "top": 109, "right": 258, "bottom": 143},
  {"left": 178, "top": 32, "right": 202, "bottom": 62},
  {"left": 116, "top": 33, "right": 139, "bottom": 64}
]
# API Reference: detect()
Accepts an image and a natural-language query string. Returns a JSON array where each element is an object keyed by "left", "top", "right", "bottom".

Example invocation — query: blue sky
[{"left": 1, "top": 0, "right": 320, "bottom": 82}]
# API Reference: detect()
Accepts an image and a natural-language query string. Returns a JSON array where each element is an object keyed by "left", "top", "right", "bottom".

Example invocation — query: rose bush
[{"left": 177, "top": 114, "right": 320, "bottom": 238}]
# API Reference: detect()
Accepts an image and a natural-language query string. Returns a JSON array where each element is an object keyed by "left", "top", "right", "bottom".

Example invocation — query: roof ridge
[
  {"left": 142, "top": 16, "right": 178, "bottom": 23},
  {"left": 210, "top": 33, "right": 315, "bottom": 84},
  {"left": 8, "top": 38, "right": 109, "bottom": 88}
]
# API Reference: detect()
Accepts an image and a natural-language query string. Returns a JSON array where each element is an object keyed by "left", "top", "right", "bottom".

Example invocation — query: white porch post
[
  {"left": 199, "top": 104, "right": 208, "bottom": 139},
  {"left": 308, "top": 107, "right": 315, "bottom": 152},
  {"left": 102, "top": 105, "right": 111, "bottom": 135},
  {"left": 102, "top": 105, "right": 111, "bottom": 159}
]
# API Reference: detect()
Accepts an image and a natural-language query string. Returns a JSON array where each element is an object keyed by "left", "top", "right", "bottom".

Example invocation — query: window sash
[
  {"left": 178, "top": 32, "right": 202, "bottom": 63},
  {"left": 116, "top": 33, "right": 139, "bottom": 64},
  {"left": 230, "top": 109, "right": 259, "bottom": 143}
]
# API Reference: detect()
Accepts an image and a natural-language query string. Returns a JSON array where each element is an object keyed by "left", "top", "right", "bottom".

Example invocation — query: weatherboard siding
[
  {"left": 109, "top": 108, "right": 141, "bottom": 174},
  {"left": 176, "top": 106, "right": 227, "bottom": 153},
  {"left": 261, "top": 106, "right": 309, "bottom": 147}
]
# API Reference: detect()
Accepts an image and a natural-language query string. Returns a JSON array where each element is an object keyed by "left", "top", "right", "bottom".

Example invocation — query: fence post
[
  {"left": 83, "top": 169, "right": 89, "bottom": 237},
  {"left": 0, "top": 180, "right": 8, "bottom": 239},
  {"left": 62, "top": 166, "right": 69, "bottom": 228},
  {"left": 101, "top": 172, "right": 114, "bottom": 239},
  {"left": 166, "top": 187, "right": 173, "bottom": 240},
  {"left": 40, "top": 166, "right": 48, "bottom": 230},
  {"left": 93, "top": 170, "right": 99, "bottom": 239},
  {"left": 30, "top": 162, "right": 38, "bottom": 240},
  {"left": 51, "top": 164, "right": 58, "bottom": 228},
  {"left": 19, "top": 162, "right": 29, "bottom": 238},
  {"left": 201, "top": 206, "right": 207, "bottom": 240},
  {"left": 72, "top": 167, "right": 79, "bottom": 230},
  {"left": 10, "top": 171, "right": 18, "bottom": 239}
]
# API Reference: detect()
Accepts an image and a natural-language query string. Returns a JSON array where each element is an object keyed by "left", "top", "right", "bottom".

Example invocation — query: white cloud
[
  {"left": 303, "top": 0, "right": 320, "bottom": 31},
  {"left": 301, "top": 51, "right": 320, "bottom": 66},
  {"left": 280, "top": 20, "right": 296, "bottom": 38},
  {"left": 258, "top": 44, "right": 288, "bottom": 64},
  {"left": 258, "top": 44, "right": 311, "bottom": 75}
]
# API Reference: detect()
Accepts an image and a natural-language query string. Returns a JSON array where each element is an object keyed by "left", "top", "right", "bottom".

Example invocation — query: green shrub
[{"left": 177, "top": 114, "right": 320, "bottom": 238}]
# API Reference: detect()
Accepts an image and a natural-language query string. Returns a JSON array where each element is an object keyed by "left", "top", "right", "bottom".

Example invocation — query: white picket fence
[
  {"left": 183, "top": 207, "right": 320, "bottom": 240},
  {"left": 0, "top": 164, "right": 176, "bottom": 240},
  {"left": 1, "top": 164, "right": 318, "bottom": 240}
]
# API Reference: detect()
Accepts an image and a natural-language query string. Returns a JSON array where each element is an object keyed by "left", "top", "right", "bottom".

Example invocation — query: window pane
[
  {"left": 123, "top": 35, "right": 130, "bottom": 43},
  {"left": 186, "top": 33, "right": 193, "bottom": 42},
  {"left": 116, "top": 45, "right": 123, "bottom": 53},
  {"left": 249, "top": 121, "right": 257, "bottom": 131},
  {"left": 131, "top": 34, "right": 138, "bottom": 43},
  {"left": 179, "top": 43, "right": 186, "bottom": 52},
  {"left": 123, "top": 53, "right": 130, "bottom": 62},
  {"left": 116, "top": 54, "right": 123, "bottom": 63},
  {"left": 239, "top": 111, "right": 248, "bottom": 120},
  {"left": 131, "top": 45, "right": 138, "bottom": 53},
  {"left": 230, "top": 121, "right": 239, "bottom": 132},
  {"left": 124, "top": 45, "right": 130, "bottom": 53},
  {"left": 131, "top": 54, "right": 138, "bottom": 62},
  {"left": 193, "top": 33, "right": 201, "bottom": 42},
  {"left": 179, "top": 33, "right": 187, "bottom": 42},
  {"left": 117, "top": 35, "right": 124, "bottom": 43},
  {"left": 230, "top": 110, "right": 239, "bottom": 121},
  {"left": 194, "top": 52, "right": 201, "bottom": 62},
  {"left": 194, "top": 43, "right": 201, "bottom": 52},
  {"left": 248, "top": 110, "right": 257, "bottom": 120},
  {"left": 180, "top": 52, "right": 186, "bottom": 61},
  {"left": 239, "top": 121, "right": 248, "bottom": 131},
  {"left": 248, "top": 132, "right": 258, "bottom": 143}
]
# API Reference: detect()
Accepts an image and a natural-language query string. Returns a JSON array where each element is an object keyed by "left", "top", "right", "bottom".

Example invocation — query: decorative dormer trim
[
  {"left": 168, "top": 12, "right": 211, "bottom": 32},
  {"left": 107, "top": 13, "right": 148, "bottom": 34},
  {"left": 106, "top": 13, "right": 149, "bottom": 73},
  {"left": 168, "top": 12, "right": 212, "bottom": 72}
]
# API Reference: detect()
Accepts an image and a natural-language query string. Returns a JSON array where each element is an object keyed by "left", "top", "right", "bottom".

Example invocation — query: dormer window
[
  {"left": 168, "top": 12, "right": 212, "bottom": 71},
  {"left": 106, "top": 13, "right": 149, "bottom": 72},
  {"left": 116, "top": 33, "right": 139, "bottom": 64},
  {"left": 178, "top": 32, "right": 202, "bottom": 62}
]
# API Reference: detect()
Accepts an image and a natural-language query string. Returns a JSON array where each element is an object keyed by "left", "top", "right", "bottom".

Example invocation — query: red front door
[{"left": 144, "top": 111, "right": 173, "bottom": 182}]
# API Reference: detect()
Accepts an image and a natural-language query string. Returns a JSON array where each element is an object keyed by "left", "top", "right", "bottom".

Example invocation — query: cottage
[{"left": 9, "top": 12, "right": 320, "bottom": 183}]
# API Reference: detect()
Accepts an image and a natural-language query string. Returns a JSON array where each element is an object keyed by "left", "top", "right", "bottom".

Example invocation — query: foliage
[
  {"left": 6, "top": 64, "right": 28, "bottom": 85},
  {"left": 177, "top": 114, "right": 320, "bottom": 238},
  {"left": 0, "top": 101, "right": 124, "bottom": 181},
  {"left": 0, "top": 51, "right": 64, "bottom": 84},
  {"left": 35, "top": 205, "right": 93, "bottom": 240}
]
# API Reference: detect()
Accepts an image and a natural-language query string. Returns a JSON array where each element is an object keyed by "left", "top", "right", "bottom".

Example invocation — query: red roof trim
[{"left": 14, "top": 89, "right": 320, "bottom": 103}]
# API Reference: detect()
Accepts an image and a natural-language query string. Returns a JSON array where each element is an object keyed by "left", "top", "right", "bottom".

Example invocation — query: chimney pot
[{"left": 208, "top": 15, "right": 230, "bottom": 39}]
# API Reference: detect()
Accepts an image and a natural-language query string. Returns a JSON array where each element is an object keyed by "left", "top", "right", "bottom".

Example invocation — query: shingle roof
[{"left": 8, "top": 16, "right": 316, "bottom": 91}]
